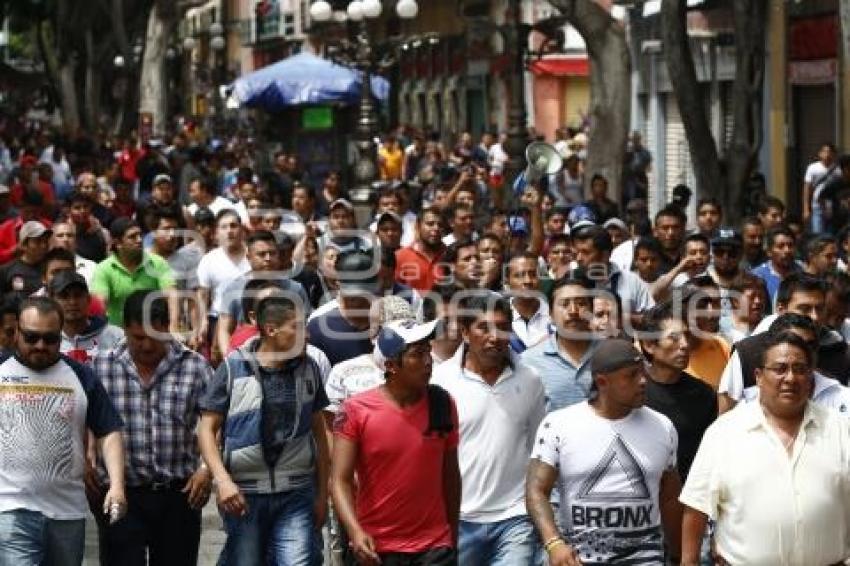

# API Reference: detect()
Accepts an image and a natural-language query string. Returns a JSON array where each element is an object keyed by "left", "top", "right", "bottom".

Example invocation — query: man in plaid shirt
[{"left": 92, "top": 289, "right": 214, "bottom": 566}]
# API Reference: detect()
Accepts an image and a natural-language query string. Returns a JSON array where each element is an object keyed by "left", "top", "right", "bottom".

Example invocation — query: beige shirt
[{"left": 681, "top": 401, "right": 850, "bottom": 566}]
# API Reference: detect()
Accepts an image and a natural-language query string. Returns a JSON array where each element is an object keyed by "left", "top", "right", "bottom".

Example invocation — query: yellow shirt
[
  {"left": 681, "top": 401, "right": 850, "bottom": 566},
  {"left": 686, "top": 335, "right": 730, "bottom": 390},
  {"left": 379, "top": 146, "right": 404, "bottom": 180}
]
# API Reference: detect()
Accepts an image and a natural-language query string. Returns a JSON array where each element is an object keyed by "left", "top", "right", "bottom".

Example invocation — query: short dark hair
[
  {"left": 590, "top": 174, "right": 608, "bottom": 187},
  {"left": 458, "top": 290, "right": 511, "bottom": 328},
  {"left": 42, "top": 248, "right": 76, "bottom": 274},
  {"left": 769, "top": 312, "right": 817, "bottom": 337},
  {"left": 215, "top": 208, "right": 241, "bottom": 226},
  {"left": 684, "top": 233, "right": 710, "bottom": 248},
  {"left": 417, "top": 206, "right": 441, "bottom": 223},
  {"left": 124, "top": 289, "right": 169, "bottom": 328},
  {"left": 193, "top": 176, "right": 216, "bottom": 195},
  {"left": 66, "top": 190, "right": 94, "bottom": 207},
  {"left": 152, "top": 209, "right": 182, "bottom": 230},
  {"left": 246, "top": 230, "right": 277, "bottom": 248},
  {"left": 506, "top": 251, "right": 539, "bottom": 277},
  {"left": 547, "top": 233, "right": 571, "bottom": 249},
  {"left": 759, "top": 330, "right": 814, "bottom": 368},
  {"left": 759, "top": 196, "right": 785, "bottom": 215},
  {"left": 443, "top": 239, "right": 478, "bottom": 264},
  {"left": 765, "top": 225, "right": 795, "bottom": 249},
  {"left": 18, "top": 296, "right": 63, "bottom": 328},
  {"left": 655, "top": 205, "right": 687, "bottom": 226},
  {"left": 572, "top": 225, "right": 613, "bottom": 254},
  {"left": 687, "top": 274, "right": 719, "bottom": 291},
  {"left": 776, "top": 273, "right": 826, "bottom": 307},
  {"left": 824, "top": 271, "right": 850, "bottom": 305},
  {"left": 805, "top": 234, "right": 837, "bottom": 260},
  {"left": 256, "top": 295, "right": 298, "bottom": 336},
  {"left": 742, "top": 216, "right": 763, "bottom": 229},
  {"left": 242, "top": 278, "right": 283, "bottom": 320},
  {"left": 697, "top": 197, "right": 722, "bottom": 214},
  {"left": 634, "top": 236, "right": 662, "bottom": 257},
  {"left": 640, "top": 300, "right": 682, "bottom": 337},
  {"left": 549, "top": 268, "right": 595, "bottom": 303},
  {"left": 422, "top": 283, "right": 462, "bottom": 322}
]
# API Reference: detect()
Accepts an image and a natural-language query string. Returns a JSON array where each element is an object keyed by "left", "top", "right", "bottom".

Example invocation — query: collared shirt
[
  {"left": 521, "top": 334, "right": 597, "bottom": 411},
  {"left": 93, "top": 340, "right": 213, "bottom": 486},
  {"left": 741, "top": 372, "right": 850, "bottom": 415},
  {"left": 432, "top": 345, "right": 546, "bottom": 523},
  {"left": 395, "top": 244, "right": 445, "bottom": 292},
  {"left": 750, "top": 261, "right": 801, "bottom": 307},
  {"left": 682, "top": 401, "right": 850, "bottom": 565},
  {"left": 90, "top": 253, "right": 175, "bottom": 326},
  {"left": 510, "top": 298, "right": 551, "bottom": 353}
]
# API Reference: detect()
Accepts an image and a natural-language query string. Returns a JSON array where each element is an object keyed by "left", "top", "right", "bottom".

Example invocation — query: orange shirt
[
  {"left": 395, "top": 244, "right": 445, "bottom": 292},
  {"left": 686, "top": 335, "right": 731, "bottom": 390}
]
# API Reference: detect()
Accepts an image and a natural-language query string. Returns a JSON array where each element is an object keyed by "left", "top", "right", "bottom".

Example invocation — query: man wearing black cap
[
  {"left": 307, "top": 250, "right": 378, "bottom": 366},
  {"left": 708, "top": 228, "right": 743, "bottom": 325},
  {"left": 48, "top": 270, "right": 123, "bottom": 364},
  {"left": 526, "top": 339, "right": 682, "bottom": 565}
]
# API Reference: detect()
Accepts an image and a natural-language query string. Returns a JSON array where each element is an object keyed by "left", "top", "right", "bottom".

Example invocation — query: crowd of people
[{"left": 0, "top": 120, "right": 848, "bottom": 566}]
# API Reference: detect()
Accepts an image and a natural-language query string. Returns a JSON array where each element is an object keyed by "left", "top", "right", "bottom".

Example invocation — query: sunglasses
[{"left": 20, "top": 330, "right": 61, "bottom": 345}]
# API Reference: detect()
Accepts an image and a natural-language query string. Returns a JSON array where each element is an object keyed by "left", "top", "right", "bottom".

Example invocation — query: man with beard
[
  {"left": 0, "top": 297, "right": 125, "bottom": 563},
  {"left": 396, "top": 207, "right": 446, "bottom": 292},
  {"left": 506, "top": 252, "right": 550, "bottom": 352},
  {"left": 751, "top": 226, "right": 799, "bottom": 306},
  {"left": 640, "top": 302, "right": 717, "bottom": 481},
  {"left": 91, "top": 218, "right": 176, "bottom": 327},
  {"left": 740, "top": 217, "right": 767, "bottom": 270}
]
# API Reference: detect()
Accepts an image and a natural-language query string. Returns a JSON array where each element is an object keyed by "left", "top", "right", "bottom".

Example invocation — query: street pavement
[{"left": 83, "top": 499, "right": 226, "bottom": 565}]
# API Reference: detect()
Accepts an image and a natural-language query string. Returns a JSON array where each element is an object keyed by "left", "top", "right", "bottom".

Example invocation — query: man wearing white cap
[
  {"left": 331, "top": 318, "right": 460, "bottom": 566},
  {"left": 0, "top": 220, "right": 51, "bottom": 298}
]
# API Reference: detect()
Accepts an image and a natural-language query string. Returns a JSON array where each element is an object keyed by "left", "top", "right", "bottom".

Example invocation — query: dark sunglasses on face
[{"left": 20, "top": 330, "right": 61, "bottom": 345}]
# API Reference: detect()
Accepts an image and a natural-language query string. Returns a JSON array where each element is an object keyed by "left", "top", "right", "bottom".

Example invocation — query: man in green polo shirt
[{"left": 91, "top": 218, "right": 176, "bottom": 327}]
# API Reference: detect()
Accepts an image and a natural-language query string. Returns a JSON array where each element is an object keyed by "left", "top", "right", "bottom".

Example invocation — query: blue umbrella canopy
[{"left": 230, "top": 51, "right": 390, "bottom": 110}]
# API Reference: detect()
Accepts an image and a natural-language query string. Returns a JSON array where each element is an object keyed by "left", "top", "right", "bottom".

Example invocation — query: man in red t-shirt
[
  {"left": 332, "top": 319, "right": 460, "bottom": 565},
  {"left": 395, "top": 207, "right": 446, "bottom": 292}
]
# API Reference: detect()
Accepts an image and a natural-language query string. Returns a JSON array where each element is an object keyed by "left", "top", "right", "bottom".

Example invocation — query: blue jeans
[
  {"left": 220, "top": 486, "right": 317, "bottom": 566},
  {"left": 458, "top": 515, "right": 537, "bottom": 566},
  {"left": 0, "top": 509, "right": 85, "bottom": 566}
]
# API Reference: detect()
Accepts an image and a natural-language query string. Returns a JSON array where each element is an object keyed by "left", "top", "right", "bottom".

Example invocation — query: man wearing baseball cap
[
  {"left": 708, "top": 228, "right": 744, "bottom": 325},
  {"left": 0, "top": 220, "right": 51, "bottom": 299},
  {"left": 48, "top": 270, "right": 123, "bottom": 364},
  {"left": 527, "top": 339, "right": 682, "bottom": 565},
  {"left": 331, "top": 318, "right": 461, "bottom": 565}
]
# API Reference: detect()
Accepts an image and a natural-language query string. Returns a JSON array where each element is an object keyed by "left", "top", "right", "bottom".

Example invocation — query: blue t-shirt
[{"left": 307, "top": 307, "right": 372, "bottom": 366}]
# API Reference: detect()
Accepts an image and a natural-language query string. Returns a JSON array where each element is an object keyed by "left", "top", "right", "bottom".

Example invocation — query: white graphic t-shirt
[
  {"left": 532, "top": 401, "right": 677, "bottom": 565},
  {"left": 324, "top": 353, "right": 383, "bottom": 413}
]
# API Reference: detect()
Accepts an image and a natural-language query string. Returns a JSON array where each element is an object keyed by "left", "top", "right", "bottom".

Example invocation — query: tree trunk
[
  {"left": 660, "top": 0, "right": 725, "bottom": 207},
  {"left": 83, "top": 27, "right": 101, "bottom": 132},
  {"left": 546, "top": 0, "right": 631, "bottom": 205},
  {"left": 138, "top": 2, "right": 175, "bottom": 137},
  {"left": 726, "top": 0, "right": 766, "bottom": 221},
  {"left": 57, "top": 59, "right": 81, "bottom": 134}
]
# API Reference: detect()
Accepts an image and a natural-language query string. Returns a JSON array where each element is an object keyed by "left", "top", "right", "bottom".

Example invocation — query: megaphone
[{"left": 524, "top": 142, "right": 563, "bottom": 185}]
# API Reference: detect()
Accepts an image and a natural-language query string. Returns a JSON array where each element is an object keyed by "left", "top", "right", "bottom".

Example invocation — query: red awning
[{"left": 530, "top": 57, "right": 589, "bottom": 77}]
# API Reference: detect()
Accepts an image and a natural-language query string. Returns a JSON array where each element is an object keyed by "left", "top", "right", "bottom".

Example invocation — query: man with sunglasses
[
  {"left": 680, "top": 331, "right": 850, "bottom": 566},
  {"left": 707, "top": 228, "right": 743, "bottom": 326},
  {"left": 0, "top": 296, "right": 125, "bottom": 564}
]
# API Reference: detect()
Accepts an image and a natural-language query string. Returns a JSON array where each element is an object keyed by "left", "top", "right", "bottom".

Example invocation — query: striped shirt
[{"left": 93, "top": 339, "right": 212, "bottom": 486}]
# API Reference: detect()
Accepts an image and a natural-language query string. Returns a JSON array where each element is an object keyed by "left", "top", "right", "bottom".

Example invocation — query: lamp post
[
  {"left": 503, "top": 0, "right": 529, "bottom": 208},
  {"left": 309, "top": 0, "right": 419, "bottom": 221},
  {"left": 209, "top": 21, "right": 226, "bottom": 136}
]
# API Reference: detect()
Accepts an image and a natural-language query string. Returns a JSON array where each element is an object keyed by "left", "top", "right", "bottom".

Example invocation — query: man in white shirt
[
  {"left": 680, "top": 331, "right": 850, "bottom": 566},
  {"left": 193, "top": 209, "right": 250, "bottom": 362},
  {"left": 432, "top": 292, "right": 546, "bottom": 565},
  {"left": 526, "top": 339, "right": 682, "bottom": 565},
  {"left": 185, "top": 177, "right": 236, "bottom": 218},
  {"left": 802, "top": 142, "right": 839, "bottom": 233},
  {"left": 51, "top": 220, "right": 97, "bottom": 283},
  {"left": 505, "top": 252, "right": 550, "bottom": 352}
]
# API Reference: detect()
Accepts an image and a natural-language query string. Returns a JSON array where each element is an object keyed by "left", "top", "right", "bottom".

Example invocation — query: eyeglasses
[
  {"left": 763, "top": 363, "right": 811, "bottom": 377},
  {"left": 20, "top": 329, "right": 60, "bottom": 345}
]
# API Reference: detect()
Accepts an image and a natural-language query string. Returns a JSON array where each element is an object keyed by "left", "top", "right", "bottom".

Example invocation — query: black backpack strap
[{"left": 424, "top": 384, "right": 454, "bottom": 438}]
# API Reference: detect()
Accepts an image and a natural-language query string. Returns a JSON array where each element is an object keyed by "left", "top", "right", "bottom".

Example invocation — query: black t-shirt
[
  {"left": 307, "top": 307, "right": 372, "bottom": 366},
  {"left": 0, "top": 258, "right": 43, "bottom": 299},
  {"left": 645, "top": 371, "right": 717, "bottom": 480}
]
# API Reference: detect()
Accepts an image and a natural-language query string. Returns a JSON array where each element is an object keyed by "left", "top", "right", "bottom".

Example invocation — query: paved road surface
[{"left": 83, "top": 499, "right": 226, "bottom": 565}]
